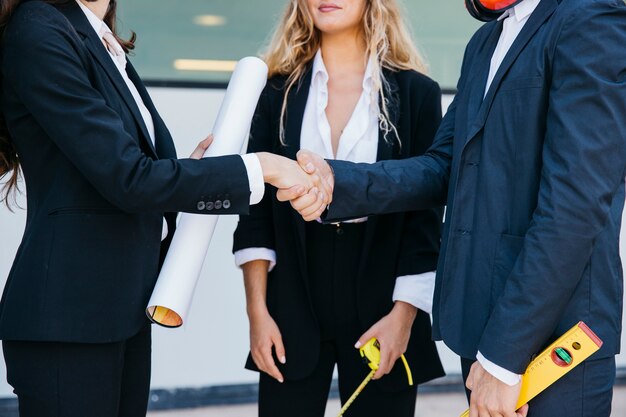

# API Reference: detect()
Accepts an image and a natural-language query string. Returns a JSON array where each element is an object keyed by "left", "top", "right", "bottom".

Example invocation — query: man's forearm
[{"left": 325, "top": 155, "right": 450, "bottom": 221}]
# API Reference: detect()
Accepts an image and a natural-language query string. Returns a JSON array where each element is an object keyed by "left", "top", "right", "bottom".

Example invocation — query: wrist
[
  {"left": 246, "top": 299, "right": 269, "bottom": 318},
  {"left": 476, "top": 351, "right": 522, "bottom": 386},
  {"left": 392, "top": 301, "right": 418, "bottom": 321},
  {"left": 256, "top": 152, "right": 279, "bottom": 184}
]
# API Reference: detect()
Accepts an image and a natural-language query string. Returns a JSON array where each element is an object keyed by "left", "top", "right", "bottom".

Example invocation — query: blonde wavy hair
[{"left": 264, "top": 0, "right": 427, "bottom": 145}]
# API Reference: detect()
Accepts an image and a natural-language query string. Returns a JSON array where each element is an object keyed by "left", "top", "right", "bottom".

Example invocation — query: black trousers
[
  {"left": 258, "top": 222, "right": 417, "bottom": 417},
  {"left": 461, "top": 356, "right": 615, "bottom": 417},
  {"left": 3, "top": 324, "right": 152, "bottom": 417}
]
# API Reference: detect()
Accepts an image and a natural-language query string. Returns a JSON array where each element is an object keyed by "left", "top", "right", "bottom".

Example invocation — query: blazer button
[
  {"left": 197, "top": 201, "right": 206, "bottom": 211},
  {"left": 206, "top": 202, "right": 215, "bottom": 211},
  {"left": 223, "top": 199, "right": 231, "bottom": 209},
  {"left": 215, "top": 200, "right": 223, "bottom": 210}
]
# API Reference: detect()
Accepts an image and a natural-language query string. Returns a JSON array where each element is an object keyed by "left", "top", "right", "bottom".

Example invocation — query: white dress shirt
[
  {"left": 75, "top": 1, "right": 264, "bottom": 239},
  {"left": 477, "top": 0, "right": 541, "bottom": 386},
  {"left": 235, "top": 50, "right": 436, "bottom": 314}
]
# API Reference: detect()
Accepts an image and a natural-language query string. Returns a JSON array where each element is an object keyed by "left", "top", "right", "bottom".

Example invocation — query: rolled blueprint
[{"left": 146, "top": 57, "right": 268, "bottom": 327}]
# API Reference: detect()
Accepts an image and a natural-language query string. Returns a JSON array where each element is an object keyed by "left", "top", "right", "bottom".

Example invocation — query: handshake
[
  {"left": 189, "top": 135, "right": 334, "bottom": 221},
  {"left": 257, "top": 150, "right": 334, "bottom": 221}
]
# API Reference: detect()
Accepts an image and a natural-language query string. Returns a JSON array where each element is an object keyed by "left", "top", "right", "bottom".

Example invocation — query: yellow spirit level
[
  {"left": 337, "top": 338, "right": 413, "bottom": 417},
  {"left": 459, "top": 321, "right": 603, "bottom": 417}
]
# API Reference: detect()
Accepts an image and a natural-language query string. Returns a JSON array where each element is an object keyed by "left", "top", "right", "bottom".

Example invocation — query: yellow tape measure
[
  {"left": 337, "top": 338, "right": 413, "bottom": 417},
  {"left": 459, "top": 321, "right": 603, "bottom": 417}
]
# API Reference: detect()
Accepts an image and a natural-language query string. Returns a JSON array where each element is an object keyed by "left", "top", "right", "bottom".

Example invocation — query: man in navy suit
[{"left": 281, "top": 0, "right": 626, "bottom": 416}]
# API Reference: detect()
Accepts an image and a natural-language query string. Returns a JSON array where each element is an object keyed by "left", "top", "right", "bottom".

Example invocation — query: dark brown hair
[{"left": 0, "top": 0, "right": 136, "bottom": 206}]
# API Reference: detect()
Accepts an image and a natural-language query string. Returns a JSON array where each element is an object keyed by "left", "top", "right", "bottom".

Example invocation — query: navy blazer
[
  {"left": 233, "top": 68, "right": 445, "bottom": 389},
  {"left": 325, "top": 0, "right": 626, "bottom": 373},
  {"left": 0, "top": 0, "right": 251, "bottom": 343}
]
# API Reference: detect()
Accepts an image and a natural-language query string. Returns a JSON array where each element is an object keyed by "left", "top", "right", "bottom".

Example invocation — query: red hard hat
[{"left": 465, "top": 0, "right": 524, "bottom": 21}]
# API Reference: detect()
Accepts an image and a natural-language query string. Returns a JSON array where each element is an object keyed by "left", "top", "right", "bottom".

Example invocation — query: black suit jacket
[
  {"left": 233, "top": 68, "right": 445, "bottom": 389},
  {"left": 0, "top": 0, "right": 252, "bottom": 343},
  {"left": 325, "top": 0, "right": 626, "bottom": 373}
]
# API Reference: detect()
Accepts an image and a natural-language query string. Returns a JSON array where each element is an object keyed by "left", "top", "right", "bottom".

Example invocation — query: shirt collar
[
  {"left": 312, "top": 49, "right": 329, "bottom": 84},
  {"left": 75, "top": 0, "right": 111, "bottom": 38},
  {"left": 312, "top": 49, "right": 374, "bottom": 93},
  {"left": 498, "top": 0, "right": 541, "bottom": 23}
]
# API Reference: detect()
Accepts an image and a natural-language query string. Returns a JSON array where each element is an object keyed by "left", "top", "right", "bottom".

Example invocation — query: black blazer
[
  {"left": 0, "top": 0, "right": 252, "bottom": 343},
  {"left": 233, "top": 67, "right": 445, "bottom": 389},
  {"left": 324, "top": 0, "right": 626, "bottom": 373}
]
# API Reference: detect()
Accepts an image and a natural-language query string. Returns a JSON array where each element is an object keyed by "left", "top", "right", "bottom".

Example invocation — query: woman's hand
[
  {"left": 277, "top": 150, "right": 335, "bottom": 221},
  {"left": 256, "top": 152, "right": 332, "bottom": 216},
  {"left": 189, "top": 134, "right": 214, "bottom": 159},
  {"left": 248, "top": 305, "right": 286, "bottom": 383},
  {"left": 355, "top": 301, "right": 418, "bottom": 380}
]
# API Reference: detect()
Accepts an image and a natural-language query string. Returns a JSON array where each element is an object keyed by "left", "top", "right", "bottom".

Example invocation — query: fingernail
[
  {"left": 278, "top": 378, "right": 284, "bottom": 383},
  {"left": 306, "top": 163, "right": 314, "bottom": 172},
  {"left": 319, "top": 192, "right": 324, "bottom": 201},
  {"left": 280, "top": 356, "right": 286, "bottom": 364},
  {"left": 354, "top": 341, "right": 362, "bottom": 348}
]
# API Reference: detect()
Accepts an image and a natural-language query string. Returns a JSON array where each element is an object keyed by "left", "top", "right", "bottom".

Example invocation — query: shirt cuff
[
  {"left": 234, "top": 248, "right": 276, "bottom": 272},
  {"left": 476, "top": 351, "right": 522, "bottom": 386},
  {"left": 392, "top": 271, "right": 436, "bottom": 314},
  {"left": 161, "top": 217, "right": 169, "bottom": 241},
  {"left": 240, "top": 154, "right": 265, "bottom": 205}
]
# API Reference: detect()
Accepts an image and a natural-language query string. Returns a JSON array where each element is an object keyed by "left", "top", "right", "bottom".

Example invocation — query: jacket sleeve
[
  {"left": 321, "top": 25, "right": 492, "bottom": 223},
  {"left": 478, "top": 1, "right": 626, "bottom": 373},
  {"left": 233, "top": 85, "right": 277, "bottom": 252},
  {"left": 325, "top": 103, "right": 453, "bottom": 221},
  {"left": 396, "top": 80, "right": 444, "bottom": 277},
  {"left": 3, "top": 6, "right": 251, "bottom": 214}
]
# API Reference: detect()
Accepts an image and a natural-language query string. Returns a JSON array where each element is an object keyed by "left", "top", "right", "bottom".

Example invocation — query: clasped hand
[
  {"left": 466, "top": 361, "right": 529, "bottom": 417},
  {"left": 189, "top": 136, "right": 333, "bottom": 220},
  {"left": 258, "top": 150, "right": 335, "bottom": 220}
]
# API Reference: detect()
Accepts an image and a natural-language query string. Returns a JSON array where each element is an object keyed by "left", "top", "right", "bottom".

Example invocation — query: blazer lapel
[
  {"left": 282, "top": 68, "right": 313, "bottom": 285},
  {"left": 465, "top": 0, "right": 558, "bottom": 144},
  {"left": 58, "top": 3, "right": 158, "bottom": 159},
  {"left": 359, "top": 71, "right": 400, "bottom": 277},
  {"left": 376, "top": 69, "right": 399, "bottom": 162},
  {"left": 465, "top": 20, "right": 503, "bottom": 134},
  {"left": 283, "top": 68, "right": 313, "bottom": 160},
  {"left": 126, "top": 62, "right": 177, "bottom": 159}
]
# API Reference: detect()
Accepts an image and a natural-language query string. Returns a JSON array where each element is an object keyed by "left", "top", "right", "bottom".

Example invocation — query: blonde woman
[{"left": 233, "top": 1, "right": 444, "bottom": 415}]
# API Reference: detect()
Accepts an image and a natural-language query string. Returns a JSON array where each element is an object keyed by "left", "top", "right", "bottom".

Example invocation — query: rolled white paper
[{"left": 146, "top": 57, "right": 268, "bottom": 327}]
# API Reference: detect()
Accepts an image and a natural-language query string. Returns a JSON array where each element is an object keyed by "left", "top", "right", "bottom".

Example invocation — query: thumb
[
  {"left": 203, "top": 133, "right": 214, "bottom": 147},
  {"left": 189, "top": 134, "right": 214, "bottom": 159},
  {"left": 517, "top": 404, "right": 529, "bottom": 417},
  {"left": 296, "top": 150, "right": 316, "bottom": 174},
  {"left": 355, "top": 329, "right": 377, "bottom": 350},
  {"left": 276, "top": 185, "right": 306, "bottom": 202}
]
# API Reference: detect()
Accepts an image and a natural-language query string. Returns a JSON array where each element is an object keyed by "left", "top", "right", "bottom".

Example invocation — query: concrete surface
[{"left": 148, "top": 386, "right": 626, "bottom": 416}]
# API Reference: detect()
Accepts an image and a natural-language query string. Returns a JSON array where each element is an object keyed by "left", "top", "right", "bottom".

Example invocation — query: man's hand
[
  {"left": 354, "top": 301, "right": 417, "bottom": 380},
  {"left": 466, "top": 361, "right": 529, "bottom": 417},
  {"left": 276, "top": 150, "right": 335, "bottom": 221},
  {"left": 189, "top": 134, "right": 214, "bottom": 159},
  {"left": 256, "top": 152, "right": 333, "bottom": 217}
]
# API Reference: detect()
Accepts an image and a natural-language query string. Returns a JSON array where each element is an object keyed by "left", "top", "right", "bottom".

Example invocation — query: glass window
[{"left": 118, "top": 0, "right": 480, "bottom": 89}]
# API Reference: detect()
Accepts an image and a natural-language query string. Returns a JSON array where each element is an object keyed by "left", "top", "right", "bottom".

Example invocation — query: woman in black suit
[
  {"left": 233, "top": 1, "right": 445, "bottom": 416},
  {"left": 0, "top": 1, "right": 327, "bottom": 416}
]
